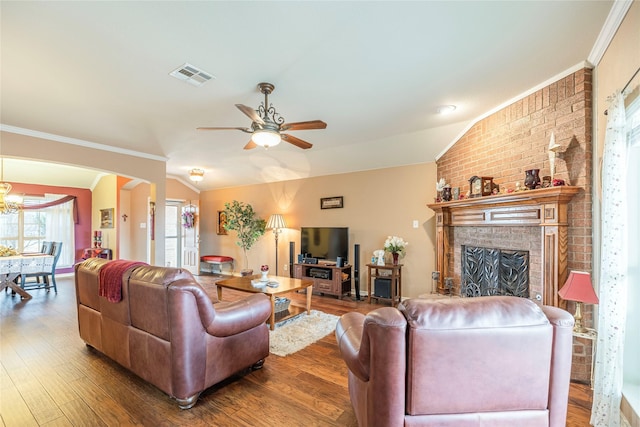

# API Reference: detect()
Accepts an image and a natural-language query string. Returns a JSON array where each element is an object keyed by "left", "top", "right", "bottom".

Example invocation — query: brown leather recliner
[
  {"left": 335, "top": 296, "right": 574, "bottom": 427},
  {"left": 75, "top": 258, "right": 271, "bottom": 409}
]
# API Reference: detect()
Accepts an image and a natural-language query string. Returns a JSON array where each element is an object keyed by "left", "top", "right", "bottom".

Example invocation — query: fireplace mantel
[{"left": 427, "top": 186, "right": 581, "bottom": 306}]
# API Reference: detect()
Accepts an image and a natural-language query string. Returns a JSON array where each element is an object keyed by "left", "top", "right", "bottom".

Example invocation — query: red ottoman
[{"left": 200, "top": 255, "right": 234, "bottom": 274}]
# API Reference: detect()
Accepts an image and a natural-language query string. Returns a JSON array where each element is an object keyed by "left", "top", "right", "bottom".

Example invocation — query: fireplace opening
[{"left": 461, "top": 246, "right": 529, "bottom": 298}]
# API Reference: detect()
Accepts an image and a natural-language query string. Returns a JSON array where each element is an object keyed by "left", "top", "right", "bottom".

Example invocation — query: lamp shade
[
  {"left": 266, "top": 214, "right": 287, "bottom": 230},
  {"left": 558, "top": 271, "right": 599, "bottom": 304},
  {"left": 251, "top": 130, "right": 281, "bottom": 148}
]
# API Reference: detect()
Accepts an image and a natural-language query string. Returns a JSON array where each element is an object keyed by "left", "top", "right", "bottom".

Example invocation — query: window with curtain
[
  {"left": 623, "top": 95, "right": 640, "bottom": 412},
  {"left": 0, "top": 194, "right": 75, "bottom": 267}
]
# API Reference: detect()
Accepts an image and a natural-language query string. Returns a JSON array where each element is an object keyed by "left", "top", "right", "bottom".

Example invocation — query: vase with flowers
[
  {"left": 260, "top": 264, "right": 269, "bottom": 282},
  {"left": 384, "top": 236, "right": 408, "bottom": 265}
]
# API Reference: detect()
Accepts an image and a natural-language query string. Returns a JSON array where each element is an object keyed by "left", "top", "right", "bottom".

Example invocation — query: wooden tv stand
[{"left": 293, "top": 263, "right": 352, "bottom": 299}]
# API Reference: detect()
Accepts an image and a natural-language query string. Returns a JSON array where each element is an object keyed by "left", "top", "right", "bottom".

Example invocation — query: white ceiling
[{"left": 0, "top": 1, "right": 616, "bottom": 190}]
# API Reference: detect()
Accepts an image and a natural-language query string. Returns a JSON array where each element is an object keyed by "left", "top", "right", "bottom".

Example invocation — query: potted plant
[{"left": 223, "top": 200, "right": 266, "bottom": 275}]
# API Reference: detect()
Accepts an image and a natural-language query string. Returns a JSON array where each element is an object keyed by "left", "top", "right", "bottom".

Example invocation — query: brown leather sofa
[
  {"left": 335, "top": 296, "right": 574, "bottom": 427},
  {"left": 74, "top": 258, "right": 271, "bottom": 409}
]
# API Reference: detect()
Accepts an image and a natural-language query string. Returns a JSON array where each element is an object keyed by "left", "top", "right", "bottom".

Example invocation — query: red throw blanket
[{"left": 99, "top": 260, "right": 148, "bottom": 303}]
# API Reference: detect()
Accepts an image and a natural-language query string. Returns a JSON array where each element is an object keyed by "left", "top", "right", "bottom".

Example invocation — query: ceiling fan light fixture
[
  {"left": 189, "top": 168, "right": 204, "bottom": 182},
  {"left": 251, "top": 129, "right": 281, "bottom": 148}
]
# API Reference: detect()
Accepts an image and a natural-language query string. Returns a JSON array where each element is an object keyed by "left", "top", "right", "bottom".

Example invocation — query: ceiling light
[
  {"left": 0, "top": 158, "right": 22, "bottom": 214},
  {"left": 0, "top": 183, "right": 21, "bottom": 215},
  {"left": 189, "top": 168, "right": 204, "bottom": 182},
  {"left": 251, "top": 129, "right": 281, "bottom": 148},
  {"left": 437, "top": 105, "right": 457, "bottom": 115}
]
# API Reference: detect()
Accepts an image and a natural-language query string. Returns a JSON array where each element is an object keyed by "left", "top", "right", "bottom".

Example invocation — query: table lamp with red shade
[{"left": 558, "top": 271, "right": 599, "bottom": 333}]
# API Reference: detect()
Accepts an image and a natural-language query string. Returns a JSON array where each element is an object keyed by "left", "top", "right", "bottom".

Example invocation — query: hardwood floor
[{"left": 1, "top": 274, "right": 592, "bottom": 426}]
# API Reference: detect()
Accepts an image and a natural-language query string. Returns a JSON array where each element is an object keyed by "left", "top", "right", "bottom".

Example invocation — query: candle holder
[{"left": 93, "top": 231, "right": 102, "bottom": 248}]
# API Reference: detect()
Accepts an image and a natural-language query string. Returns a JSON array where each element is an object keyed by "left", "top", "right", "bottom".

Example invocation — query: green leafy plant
[{"left": 223, "top": 200, "right": 266, "bottom": 271}]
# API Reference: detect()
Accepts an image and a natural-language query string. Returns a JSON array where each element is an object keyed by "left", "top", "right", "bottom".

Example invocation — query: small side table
[
  {"left": 83, "top": 248, "right": 113, "bottom": 260},
  {"left": 573, "top": 327, "right": 597, "bottom": 388},
  {"left": 366, "top": 263, "right": 402, "bottom": 306}
]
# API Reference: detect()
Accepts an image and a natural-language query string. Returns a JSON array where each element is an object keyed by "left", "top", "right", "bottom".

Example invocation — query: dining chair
[
  {"left": 6, "top": 241, "right": 53, "bottom": 294},
  {"left": 41, "top": 241, "right": 53, "bottom": 256},
  {"left": 21, "top": 241, "right": 63, "bottom": 293}
]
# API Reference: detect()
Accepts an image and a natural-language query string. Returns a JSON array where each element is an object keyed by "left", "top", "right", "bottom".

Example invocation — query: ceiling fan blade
[
  {"left": 235, "top": 104, "right": 265, "bottom": 125},
  {"left": 197, "top": 126, "right": 251, "bottom": 133},
  {"left": 281, "top": 133, "right": 313, "bottom": 149},
  {"left": 243, "top": 140, "right": 257, "bottom": 150},
  {"left": 281, "top": 120, "right": 327, "bottom": 131}
]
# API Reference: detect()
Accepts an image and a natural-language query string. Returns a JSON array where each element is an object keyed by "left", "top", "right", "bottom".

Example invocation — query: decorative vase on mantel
[
  {"left": 524, "top": 169, "right": 541, "bottom": 190},
  {"left": 392, "top": 252, "right": 399, "bottom": 265},
  {"left": 441, "top": 186, "right": 452, "bottom": 202}
]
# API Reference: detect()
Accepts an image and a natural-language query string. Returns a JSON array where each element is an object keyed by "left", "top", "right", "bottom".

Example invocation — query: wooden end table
[
  {"left": 216, "top": 275, "right": 313, "bottom": 330},
  {"left": 366, "top": 263, "right": 403, "bottom": 306}
]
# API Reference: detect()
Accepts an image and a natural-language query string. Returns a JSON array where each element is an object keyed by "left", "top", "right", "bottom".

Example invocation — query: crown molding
[
  {"left": 0, "top": 124, "right": 168, "bottom": 162},
  {"left": 588, "top": 0, "right": 634, "bottom": 67}
]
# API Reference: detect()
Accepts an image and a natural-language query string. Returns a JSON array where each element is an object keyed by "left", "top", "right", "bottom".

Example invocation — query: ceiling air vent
[{"left": 169, "top": 63, "right": 214, "bottom": 86}]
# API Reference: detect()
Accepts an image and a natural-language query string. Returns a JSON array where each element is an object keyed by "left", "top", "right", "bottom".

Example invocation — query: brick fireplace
[
  {"left": 429, "top": 67, "right": 593, "bottom": 383},
  {"left": 428, "top": 186, "right": 579, "bottom": 307}
]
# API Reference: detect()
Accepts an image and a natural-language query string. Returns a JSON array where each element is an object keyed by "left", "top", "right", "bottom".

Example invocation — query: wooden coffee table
[{"left": 216, "top": 275, "right": 313, "bottom": 330}]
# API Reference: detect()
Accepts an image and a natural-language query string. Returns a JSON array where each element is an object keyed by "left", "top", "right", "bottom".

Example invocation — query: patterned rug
[{"left": 269, "top": 310, "right": 339, "bottom": 357}]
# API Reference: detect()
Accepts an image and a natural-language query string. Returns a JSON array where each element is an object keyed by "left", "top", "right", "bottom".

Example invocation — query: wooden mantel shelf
[
  {"left": 427, "top": 186, "right": 581, "bottom": 213},
  {"left": 426, "top": 186, "right": 581, "bottom": 306},
  {"left": 427, "top": 186, "right": 581, "bottom": 227}
]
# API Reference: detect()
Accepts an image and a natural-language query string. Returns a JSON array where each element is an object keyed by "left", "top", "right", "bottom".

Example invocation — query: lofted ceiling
[{"left": 0, "top": 1, "right": 616, "bottom": 190}]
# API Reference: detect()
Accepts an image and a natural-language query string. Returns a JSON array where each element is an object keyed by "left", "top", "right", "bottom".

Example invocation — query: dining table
[{"left": 0, "top": 254, "right": 55, "bottom": 300}]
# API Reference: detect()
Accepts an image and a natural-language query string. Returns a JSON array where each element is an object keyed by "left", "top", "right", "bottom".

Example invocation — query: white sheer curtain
[
  {"left": 591, "top": 91, "right": 629, "bottom": 426},
  {"left": 44, "top": 195, "right": 75, "bottom": 268}
]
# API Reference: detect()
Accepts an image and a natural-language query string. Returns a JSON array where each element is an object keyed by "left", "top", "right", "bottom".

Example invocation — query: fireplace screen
[{"left": 461, "top": 246, "right": 529, "bottom": 298}]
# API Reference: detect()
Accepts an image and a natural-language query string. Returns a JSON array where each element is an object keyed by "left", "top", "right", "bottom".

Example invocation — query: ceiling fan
[{"left": 197, "top": 82, "right": 327, "bottom": 150}]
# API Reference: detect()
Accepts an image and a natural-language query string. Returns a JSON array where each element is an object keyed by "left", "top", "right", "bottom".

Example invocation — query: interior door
[{"left": 181, "top": 202, "right": 200, "bottom": 275}]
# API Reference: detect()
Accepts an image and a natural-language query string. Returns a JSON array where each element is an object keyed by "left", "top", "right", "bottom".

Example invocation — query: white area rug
[{"left": 269, "top": 310, "right": 339, "bottom": 357}]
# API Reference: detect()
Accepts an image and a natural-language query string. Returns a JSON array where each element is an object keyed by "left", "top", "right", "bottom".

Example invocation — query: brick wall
[{"left": 435, "top": 68, "right": 593, "bottom": 383}]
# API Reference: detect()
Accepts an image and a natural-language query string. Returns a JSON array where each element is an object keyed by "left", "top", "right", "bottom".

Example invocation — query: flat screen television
[{"left": 301, "top": 227, "right": 349, "bottom": 263}]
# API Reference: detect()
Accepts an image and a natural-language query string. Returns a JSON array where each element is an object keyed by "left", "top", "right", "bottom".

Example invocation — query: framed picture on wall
[
  {"left": 100, "top": 208, "right": 114, "bottom": 229},
  {"left": 217, "top": 210, "right": 228, "bottom": 235},
  {"left": 320, "top": 196, "right": 344, "bottom": 209}
]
